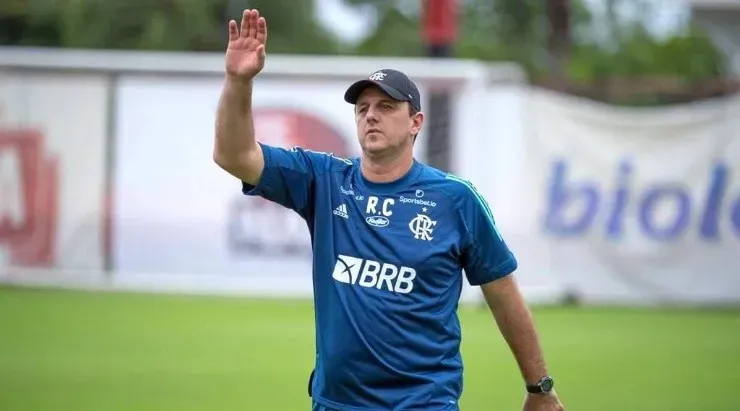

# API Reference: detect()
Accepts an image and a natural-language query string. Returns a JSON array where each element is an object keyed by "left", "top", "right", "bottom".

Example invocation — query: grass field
[{"left": 1, "top": 286, "right": 739, "bottom": 411}]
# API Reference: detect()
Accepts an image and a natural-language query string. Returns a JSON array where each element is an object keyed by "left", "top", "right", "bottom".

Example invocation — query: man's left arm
[
  {"left": 456, "top": 181, "right": 563, "bottom": 410},
  {"left": 480, "top": 276, "right": 547, "bottom": 388}
]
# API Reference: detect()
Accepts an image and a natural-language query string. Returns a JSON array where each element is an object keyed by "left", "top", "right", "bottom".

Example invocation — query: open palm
[{"left": 226, "top": 9, "right": 268, "bottom": 79}]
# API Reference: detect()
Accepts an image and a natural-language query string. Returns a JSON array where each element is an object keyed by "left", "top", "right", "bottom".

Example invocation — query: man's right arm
[
  {"left": 213, "top": 76, "right": 264, "bottom": 186},
  {"left": 213, "top": 9, "right": 319, "bottom": 218},
  {"left": 212, "top": 74, "right": 319, "bottom": 216}
]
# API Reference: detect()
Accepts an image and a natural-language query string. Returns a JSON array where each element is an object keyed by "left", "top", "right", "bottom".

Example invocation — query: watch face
[{"left": 541, "top": 377, "right": 554, "bottom": 392}]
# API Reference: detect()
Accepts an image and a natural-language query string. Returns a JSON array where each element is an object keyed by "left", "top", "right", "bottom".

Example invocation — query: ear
[{"left": 411, "top": 111, "right": 424, "bottom": 135}]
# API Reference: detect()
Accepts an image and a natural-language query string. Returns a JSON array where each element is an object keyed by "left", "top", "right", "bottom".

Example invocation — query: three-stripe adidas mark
[{"left": 333, "top": 204, "right": 349, "bottom": 219}]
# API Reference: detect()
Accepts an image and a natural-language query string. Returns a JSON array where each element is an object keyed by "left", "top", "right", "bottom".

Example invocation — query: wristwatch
[{"left": 526, "top": 376, "right": 554, "bottom": 394}]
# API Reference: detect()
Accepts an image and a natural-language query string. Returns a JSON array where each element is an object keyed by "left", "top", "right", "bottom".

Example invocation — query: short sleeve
[
  {"left": 457, "top": 182, "right": 518, "bottom": 286},
  {"left": 242, "top": 143, "right": 323, "bottom": 219}
]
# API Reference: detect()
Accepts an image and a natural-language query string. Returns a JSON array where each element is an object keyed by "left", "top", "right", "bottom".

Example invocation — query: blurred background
[{"left": 1, "top": 0, "right": 739, "bottom": 410}]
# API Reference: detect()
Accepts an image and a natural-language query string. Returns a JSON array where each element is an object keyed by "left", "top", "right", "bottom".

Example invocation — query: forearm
[
  {"left": 213, "top": 75, "right": 258, "bottom": 166},
  {"left": 482, "top": 278, "right": 548, "bottom": 385}
]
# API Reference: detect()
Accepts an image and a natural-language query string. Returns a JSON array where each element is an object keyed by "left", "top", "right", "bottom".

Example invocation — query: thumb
[{"left": 257, "top": 45, "right": 266, "bottom": 63}]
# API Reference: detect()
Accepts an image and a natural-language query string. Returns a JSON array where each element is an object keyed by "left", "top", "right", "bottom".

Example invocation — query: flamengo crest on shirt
[{"left": 409, "top": 212, "right": 436, "bottom": 241}]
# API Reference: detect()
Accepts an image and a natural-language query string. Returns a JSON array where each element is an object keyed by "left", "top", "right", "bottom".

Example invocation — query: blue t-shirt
[{"left": 242, "top": 143, "right": 518, "bottom": 410}]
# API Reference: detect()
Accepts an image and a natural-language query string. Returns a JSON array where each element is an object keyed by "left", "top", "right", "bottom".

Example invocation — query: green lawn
[{"left": 0, "top": 286, "right": 738, "bottom": 410}]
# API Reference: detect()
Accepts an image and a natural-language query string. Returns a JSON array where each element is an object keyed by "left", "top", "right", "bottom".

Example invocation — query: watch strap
[{"left": 526, "top": 376, "right": 554, "bottom": 394}]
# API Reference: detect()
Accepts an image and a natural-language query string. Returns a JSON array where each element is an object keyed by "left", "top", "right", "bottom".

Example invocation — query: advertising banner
[
  {"left": 0, "top": 72, "right": 108, "bottom": 272},
  {"left": 483, "top": 89, "right": 740, "bottom": 304},
  {"left": 112, "top": 75, "right": 430, "bottom": 294}
]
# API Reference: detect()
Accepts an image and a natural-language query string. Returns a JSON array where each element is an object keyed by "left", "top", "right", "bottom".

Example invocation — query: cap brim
[{"left": 344, "top": 80, "right": 409, "bottom": 105}]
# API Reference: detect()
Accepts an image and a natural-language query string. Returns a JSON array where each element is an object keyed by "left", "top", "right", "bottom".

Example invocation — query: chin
[
  {"left": 361, "top": 137, "right": 385, "bottom": 149},
  {"left": 362, "top": 142, "right": 391, "bottom": 155}
]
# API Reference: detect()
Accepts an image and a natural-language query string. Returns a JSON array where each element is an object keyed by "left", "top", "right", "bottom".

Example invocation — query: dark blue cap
[{"left": 344, "top": 69, "right": 422, "bottom": 112}]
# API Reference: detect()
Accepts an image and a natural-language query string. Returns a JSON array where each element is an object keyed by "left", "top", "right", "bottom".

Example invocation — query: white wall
[{"left": 2, "top": 48, "right": 738, "bottom": 306}]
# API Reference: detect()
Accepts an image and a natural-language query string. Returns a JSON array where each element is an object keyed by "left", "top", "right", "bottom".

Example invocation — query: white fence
[{"left": 1, "top": 47, "right": 738, "bottom": 306}]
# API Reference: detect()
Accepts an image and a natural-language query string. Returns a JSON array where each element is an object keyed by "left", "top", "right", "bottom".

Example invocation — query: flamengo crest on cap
[{"left": 368, "top": 71, "right": 386, "bottom": 81}]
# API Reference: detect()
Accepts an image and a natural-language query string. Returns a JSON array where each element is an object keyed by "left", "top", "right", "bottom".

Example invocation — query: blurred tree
[
  {"left": 565, "top": 0, "right": 729, "bottom": 104},
  {"left": 1, "top": 0, "right": 733, "bottom": 104},
  {"left": 341, "top": 0, "right": 733, "bottom": 105},
  {"left": 340, "top": 0, "right": 588, "bottom": 73},
  {"left": 0, "top": 0, "right": 58, "bottom": 46},
  {"left": 353, "top": 5, "right": 424, "bottom": 57},
  {"left": 6, "top": 0, "right": 343, "bottom": 54}
]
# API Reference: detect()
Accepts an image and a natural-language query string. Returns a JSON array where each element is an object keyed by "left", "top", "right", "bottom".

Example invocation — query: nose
[{"left": 365, "top": 106, "right": 379, "bottom": 123}]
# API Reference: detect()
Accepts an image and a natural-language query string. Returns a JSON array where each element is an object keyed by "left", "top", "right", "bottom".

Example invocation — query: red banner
[{"left": 0, "top": 129, "right": 58, "bottom": 267}]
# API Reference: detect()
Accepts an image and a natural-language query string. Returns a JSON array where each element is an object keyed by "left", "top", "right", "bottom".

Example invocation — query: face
[{"left": 354, "top": 87, "right": 423, "bottom": 158}]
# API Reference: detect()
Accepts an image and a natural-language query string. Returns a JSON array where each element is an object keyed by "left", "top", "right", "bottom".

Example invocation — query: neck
[{"left": 360, "top": 148, "right": 414, "bottom": 184}]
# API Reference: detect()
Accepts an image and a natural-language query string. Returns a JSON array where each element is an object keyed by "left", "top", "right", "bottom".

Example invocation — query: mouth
[{"left": 366, "top": 128, "right": 382, "bottom": 135}]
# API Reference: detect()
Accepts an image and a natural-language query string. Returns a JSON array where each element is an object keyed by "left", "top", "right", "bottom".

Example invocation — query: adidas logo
[{"left": 333, "top": 204, "right": 349, "bottom": 219}]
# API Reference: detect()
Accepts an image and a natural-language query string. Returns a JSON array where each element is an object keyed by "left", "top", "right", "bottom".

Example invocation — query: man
[{"left": 214, "top": 9, "right": 564, "bottom": 411}]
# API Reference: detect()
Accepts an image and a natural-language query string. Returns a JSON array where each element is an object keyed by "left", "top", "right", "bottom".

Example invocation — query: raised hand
[{"left": 225, "top": 9, "right": 267, "bottom": 80}]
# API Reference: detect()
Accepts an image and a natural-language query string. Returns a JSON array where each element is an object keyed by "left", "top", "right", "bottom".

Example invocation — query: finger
[
  {"left": 248, "top": 9, "right": 259, "bottom": 39},
  {"left": 228, "top": 20, "right": 238, "bottom": 42},
  {"left": 256, "top": 17, "right": 267, "bottom": 45},
  {"left": 240, "top": 9, "right": 251, "bottom": 38}
]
